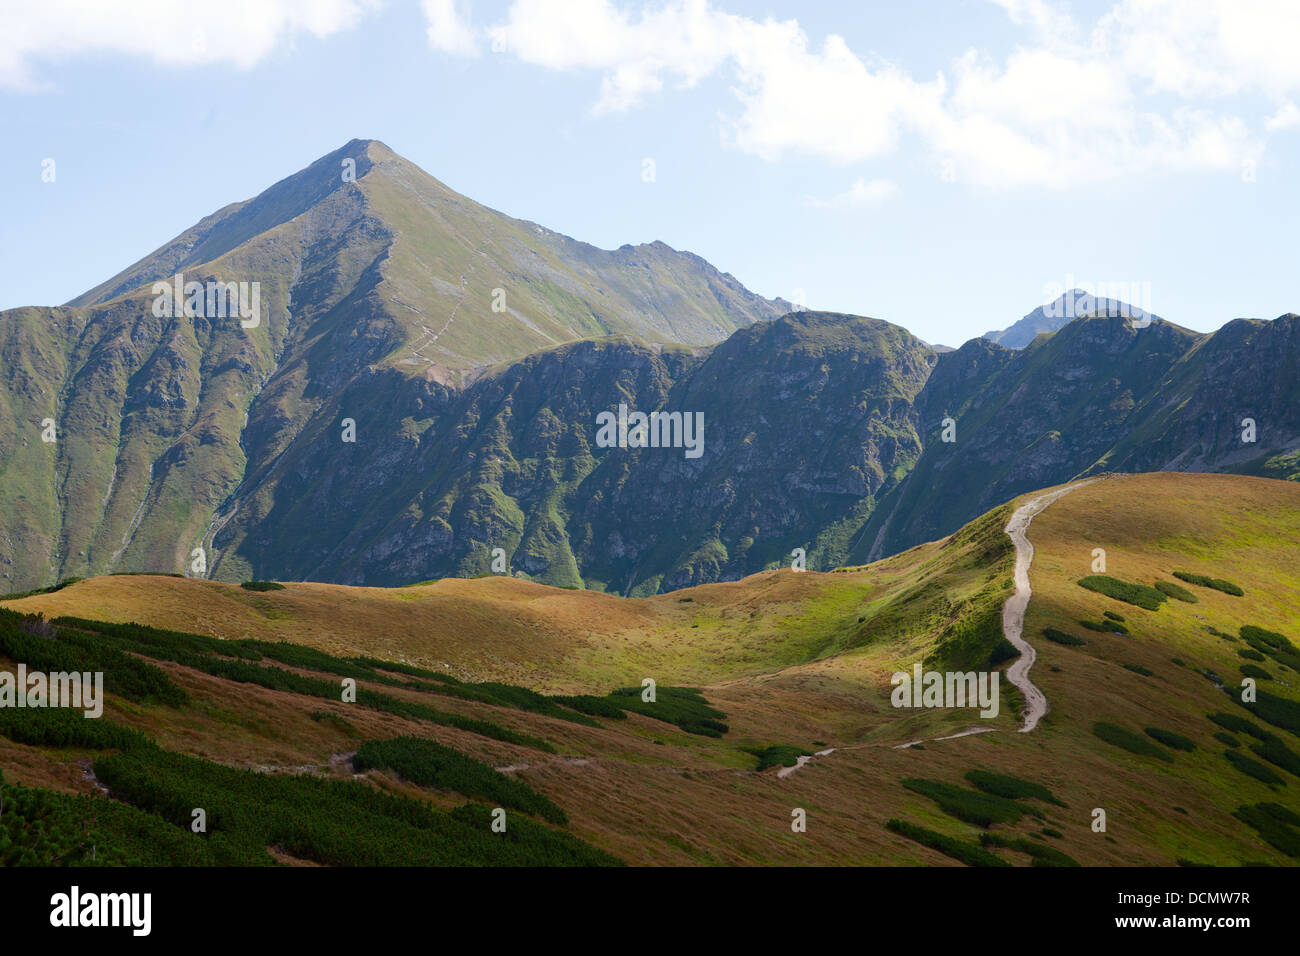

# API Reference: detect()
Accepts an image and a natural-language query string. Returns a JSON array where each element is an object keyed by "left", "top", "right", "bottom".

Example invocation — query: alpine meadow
[{"left": 2, "top": 0, "right": 1298, "bottom": 936}]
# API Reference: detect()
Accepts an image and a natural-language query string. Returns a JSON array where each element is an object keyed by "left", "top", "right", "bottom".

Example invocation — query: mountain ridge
[{"left": 1, "top": 141, "right": 1298, "bottom": 594}]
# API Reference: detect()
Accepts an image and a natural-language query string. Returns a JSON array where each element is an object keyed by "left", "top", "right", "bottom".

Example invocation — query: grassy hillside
[{"left": 5, "top": 473, "right": 1298, "bottom": 865}]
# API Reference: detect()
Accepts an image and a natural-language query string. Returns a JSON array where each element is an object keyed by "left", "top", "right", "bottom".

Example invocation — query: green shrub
[
  {"left": 0, "top": 613, "right": 188, "bottom": 707},
  {"left": 988, "top": 638, "right": 1021, "bottom": 665},
  {"left": 550, "top": 694, "right": 629, "bottom": 720},
  {"left": 1104, "top": 611, "right": 1126, "bottom": 623},
  {"left": 885, "top": 818, "right": 1009, "bottom": 867},
  {"left": 0, "top": 778, "right": 240, "bottom": 866},
  {"left": 1081, "top": 619, "right": 1129, "bottom": 634},
  {"left": 1240, "top": 664, "right": 1273, "bottom": 680},
  {"left": 964, "top": 769, "right": 1067, "bottom": 806},
  {"left": 1214, "top": 732, "right": 1241, "bottom": 748},
  {"left": 0, "top": 707, "right": 149, "bottom": 752},
  {"left": 1224, "top": 751, "right": 1285, "bottom": 786},
  {"left": 1043, "top": 627, "right": 1086, "bottom": 646},
  {"left": 901, "top": 778, "right": 1035, "bottom": 827},
  {"left": 1209, "top": 712, "right": 1271, "bottom": 740},
  {"left": 1093, "top": 722, "right": 1174, "bottom": 762},
  {"left": 52, "top": 617, "right": 555, "bottom": 750},
  {"left": 747, "top": 744, "right": 812, "bottom": 771},
  {"left": 606, "top": 686, "right": 729, "bottom": 737},
  {"left": 1153, "top": 580, "right": 1197, "bottom": 603},
  {"left": 1238, "top": 648, "right": 1266, "bottom": 661},
  {"left": 1123, "top": 663, "right": 1155, "bottom": 677},
  {"left": 1077, "top": 576, "right": 1167, "bottom": 611},
  {"left": 1233, "top": 803, "right": 1300, "bottom": 859},
  {"left": 93, "top": 746, "right": 618, "bottom": 866},
  {"left": 1144, "top": 727, "right": 1196, "bottom": 751},
  {"left": 240, "top": 581, "right": 286, "bottom": 591},
  {"left": 0, "top": 577, "right": 84, "bottom": 602},
  {"left": 353, "top": 737, "right": 567, "bottom": 824},
  {"left": 351, "top": 657, "right": 448, "bottom": 680},
  {"left": 1230, "top": 689, "right": 1300, "bottom": 737},
  {"left": 1248, "top": 737, "right": 1300, "bottom": 779},
  {"left": 1241, "top": 625, "right": 1297, "bottom": 653},
  {"left": 979, "top": 832, "right": 1080, "bottom": 867},
  {"left": 924, "top": 602, "right": 1014, "bottom": 671},
  {"left": 1173, "top": 571, "right": 1244, "bottom": 596}
]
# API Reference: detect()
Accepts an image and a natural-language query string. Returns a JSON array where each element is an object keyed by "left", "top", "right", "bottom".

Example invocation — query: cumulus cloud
[
  {"left": 0, "top": 0, "right": 379, "bottom": 89},
  {"left": 1265, "top": 102, "right": 1300, "bottom": 131},
  {"left": 477, "top": 0, "right": 1290, "bottom": 188},
  {"left": 422, "top": 0, "right": 479, "bottom": 57},
  {"left": 3, "top": 0, "right": 1291, "bottom": 190}
]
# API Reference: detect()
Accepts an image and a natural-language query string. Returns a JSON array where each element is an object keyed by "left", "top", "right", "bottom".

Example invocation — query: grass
[{"left": 3, "top": 472, "right": 1300, "bottom": 866}]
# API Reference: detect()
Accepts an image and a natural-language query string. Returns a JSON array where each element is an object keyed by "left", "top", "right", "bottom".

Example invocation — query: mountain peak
[{"left": 982, "top": 288, "right": 1162, "bottom": 349}]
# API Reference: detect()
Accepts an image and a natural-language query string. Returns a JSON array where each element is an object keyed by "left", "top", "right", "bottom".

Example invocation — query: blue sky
[{"left": 2, "top": 0, "right": 1297, "bottom": 346}]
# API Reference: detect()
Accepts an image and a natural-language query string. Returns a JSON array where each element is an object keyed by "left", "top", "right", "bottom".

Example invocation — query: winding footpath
[
  {"left": 1000, "top": 478, "right": 1099, "bottom": 732},
  {"left": 777, "top": 478, "right": 1098, "bottom": 775}
]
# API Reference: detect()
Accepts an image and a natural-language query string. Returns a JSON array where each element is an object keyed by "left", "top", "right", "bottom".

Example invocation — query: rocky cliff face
[{"left": 207, "top": 312, "right": 935, "bottom": 595}]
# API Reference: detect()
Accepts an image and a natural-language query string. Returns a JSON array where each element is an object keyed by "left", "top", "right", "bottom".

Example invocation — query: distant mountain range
[
  {"left": 1, "top": 141, "right": 1296, "bottom": 594},
  {"left": 982, "top": 290, "right": 1160, "bottom": 348}
]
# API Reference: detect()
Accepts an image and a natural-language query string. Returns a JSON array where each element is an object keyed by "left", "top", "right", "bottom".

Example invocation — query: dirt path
[
  {"left": 1001, "top": 479, "right": 1098, "bottom": 733},
  {"left": 776, "top": 479, "right": 1098, "bottom": 776},
  {"left": 492, "top": 480, "right": 1099, "bottom": 784}
]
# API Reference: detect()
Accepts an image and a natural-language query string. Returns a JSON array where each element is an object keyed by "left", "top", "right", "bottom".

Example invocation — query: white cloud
[
  {"left": 805, "top": 177, "right": 898, "bottom": 209},
  {"left": 478, "top": 0, "right": 1290, "bottom": 188},
  {"left": 1266, "top": 101, "right": 1300, "bottom": 131},
  {"left": 0, "top": 0, "right": 378, "bottom": 89},
  {"left": 1096, "top": 0, "right": 1300, "bottom": 100},
  {"left": 486, "top": 0, "right": 737, "bottom": 113},
  {"left": 422, "top": 0, "right": 479, "bottom": 57},
  {"left": 3, "top": 0, "right": 1291, "bottom": 191}
]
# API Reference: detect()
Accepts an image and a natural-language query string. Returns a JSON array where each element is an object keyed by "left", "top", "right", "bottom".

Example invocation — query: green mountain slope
[
  {"left": 0, "top": 140, "right": 788, "bottom": 593},
  {"left": 2, "top": 140, "right": 1298, "bottom": 596}
]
